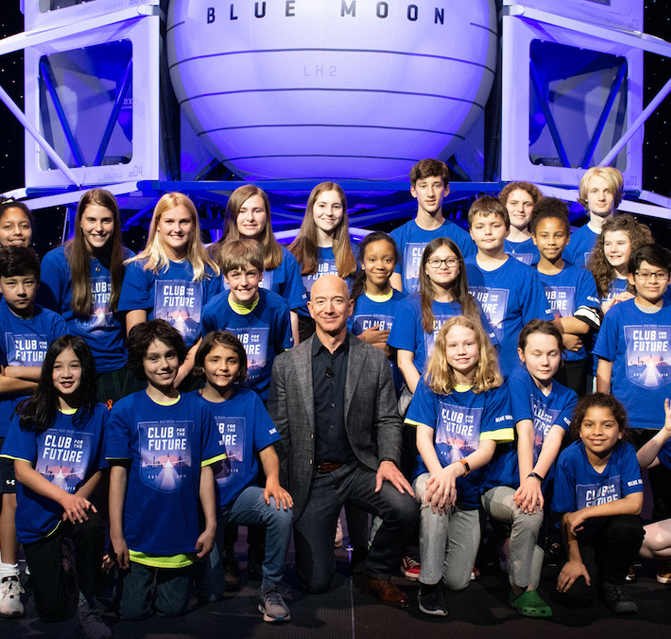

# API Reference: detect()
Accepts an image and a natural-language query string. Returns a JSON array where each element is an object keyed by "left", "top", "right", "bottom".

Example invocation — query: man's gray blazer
[{"left": 267, "top": 333, "right": 404, "bottom": 519}]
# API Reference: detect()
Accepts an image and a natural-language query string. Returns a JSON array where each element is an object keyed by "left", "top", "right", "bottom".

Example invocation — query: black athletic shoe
[
  {"left": 418, "top": 583, "right": 447, "bottom": 616},
  {"left": 600, "top": 582, "right": 638, "bottom": 614}
]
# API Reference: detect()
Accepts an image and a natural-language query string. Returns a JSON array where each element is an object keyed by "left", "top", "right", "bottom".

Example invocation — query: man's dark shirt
[{"left": 312, "top": 333, "right": 356, "bottom": 463}]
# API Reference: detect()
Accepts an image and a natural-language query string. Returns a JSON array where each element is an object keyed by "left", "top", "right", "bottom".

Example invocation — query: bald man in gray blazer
[{"left": 268, "top": 275, "right": 418, "bottom": 607}]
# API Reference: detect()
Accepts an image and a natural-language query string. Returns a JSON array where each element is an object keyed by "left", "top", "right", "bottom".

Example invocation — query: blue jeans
[
  {"left": 119, "top": 561, "right": 193, "bottom": 620},
  {"left": 197, "top": 486, "right": 293, "bottom": 599},
  {"left": 293, "top": 462, "right": 418, "bottom": 593}
]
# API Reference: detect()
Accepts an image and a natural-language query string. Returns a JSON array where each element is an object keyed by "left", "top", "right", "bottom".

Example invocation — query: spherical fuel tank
[{"left": 167, "top": 0, "right": 497, "bottom": 180}]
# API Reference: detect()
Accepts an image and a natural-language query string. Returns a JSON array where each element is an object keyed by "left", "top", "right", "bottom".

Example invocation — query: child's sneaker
[
  {"left": 418, "top": 583, "right": 447, "bottom": 616},
  {"left": 77, "top": 597, "right": 111, "bottom": 639},
  {"left": 656, "top": 558, "right": 671, "bottom": 583},
  {"left": 0, "top": 575, "right": 24, "bottom": 618},
  {"left": 599, "top": 582, "right": 638, "bottom": 615},
  {"left": 258, "top": 588, "right": 291, "bottom": 623},
  {"left": 401, "top": 556, "right": 420, "bottom": 581}
]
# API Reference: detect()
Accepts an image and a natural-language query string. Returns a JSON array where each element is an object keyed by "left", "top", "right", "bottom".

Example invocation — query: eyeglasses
[
  {"left": 427, "top": 258, "right": 459, "bottom": 269},
  {"left": 634, "top": 271, "right": 669, "bottom": 282}
]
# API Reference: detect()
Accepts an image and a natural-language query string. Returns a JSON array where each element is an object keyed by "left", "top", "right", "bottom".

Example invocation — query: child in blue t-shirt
[
  {"left": 390, "top": 159, "right": 474, "bottom": 294},
  {"left": 201, "top": 240, "right": 293, "bottom": 402},
  {"left": 0, "top": 336, "right": 109, "bottom": 634},
  {"left": 587, "top": 215, "right": 652, "bottom": 315},
  {"left": 348, "top": 232, "right": 406, "bottom": 392},
  {"left": 288, "top": 182, "right": 358, "bottom": 340},
  {"left": 482, "top": 320, "right": 577, "bottom": 617},
  {"left": 39, "top": 188, "right": 135, "bottom": 405},
  {"left": 192, "top": 331, "right": 293, "bottom": 622},
  {"left": 499, "top": 181, "right": 542, "bottom": 266},
  {"left": 0, "top": 246, "right": 67, "bottom": 617},
  {"left": 209, "top": 185, "right": 306, "bottom": 345},
  {"left": 107, "top": 320, "right": 224, "bottom": 621},
  {"left": 564, "top": 167, "right": 624, "bottom": 267},
  {"left": 405, "top": 315, "right": 514, "bottom": 616},
  {"left": 465, "top": 196, "right": 553, "bottom": 377},
  {"left": 595, "top": 244, "right": 671, "bottom": 435},
  {"left": 388, "top": 237, "right": 492, "bottom": 409},
  {"left": 118, "top": 192, "right": 222, "bottom": 385},
  {"left": 595, "top": 243, "right": 671, "bottom": 527},
  {"left": 529, "top": 199, "right": 601, "bottom": 396},
  {"left": 552, "top": 393, "right": 644, "bottom": 613}
]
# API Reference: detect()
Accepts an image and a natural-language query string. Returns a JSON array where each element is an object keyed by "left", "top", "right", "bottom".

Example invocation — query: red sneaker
[{"left": 401, "top": 556, "right": 420, "bottom": 581}]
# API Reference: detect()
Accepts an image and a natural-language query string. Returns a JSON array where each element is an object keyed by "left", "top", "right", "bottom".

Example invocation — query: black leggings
[
  {"left": 557, "top": 514, "right": 644, "bottom": 608},
  {"left": 23, "top": 511, "right": 105, "bottom": 622}
]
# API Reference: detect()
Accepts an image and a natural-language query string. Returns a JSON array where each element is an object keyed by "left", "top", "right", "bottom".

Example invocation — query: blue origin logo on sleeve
[
  {"left": 435, "top": 400, "right": 484, "bottom": 466},
  {"left": 624, "top": 325, "right": 671, "bottom": 389},
  {"left": 577, "top": 476, "right": 621, "bottom": 508},
  {"left": 302, "top": 259, "right": 338, "bottom": 295},
  {"left": 259, "top": 270, "right": 274, "bottom": 292},
  {"left": 138, "top": 420, "right": 193, "bottom": 493},
  {"left": 214, "top": 416, "right": 246, "bottom": 486},
  {"left": 511, "top": 253, "right": 533, "bottom": 266},
  {"left": 353, "top": 314, "right": 394, "bottom": 334},
  {"left": 77, "top": 274, "right": 114, "bottom": 331},
  {"left": 469, "top": 288, "right": 509, "bottom": 343},
  {"left": 153, "top": 280, "right": 203, "bottom": 343},
  {"left": 5, "top": 333, "right": 49, "bottom": 366},
  {"left": 544, "top": 286, "right": 575, "bottom": 320},
  {"left": 228, "top": 328, "right": 269, "bottom": 384},
  {"left": 35, "top": 430, "right": 94, "bottom": 494},
  {"left": 532, "top": 398, "right": 560, "bottom": 463},
  {"left": 403, "top": 243, "right": 426, "bottom": 294}
]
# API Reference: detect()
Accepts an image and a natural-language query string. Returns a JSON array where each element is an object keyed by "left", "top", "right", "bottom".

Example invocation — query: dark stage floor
[{"left": 5, "top": 535, "right": 671, "bottom": 639}]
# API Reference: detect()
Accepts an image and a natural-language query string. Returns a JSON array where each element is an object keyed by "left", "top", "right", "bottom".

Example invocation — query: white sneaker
[{"left": 0, "top": 575, "right": 25, "bottom": 618}]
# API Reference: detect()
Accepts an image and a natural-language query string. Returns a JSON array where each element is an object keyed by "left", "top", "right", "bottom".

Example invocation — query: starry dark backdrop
[{"left": 0, "top": 2, "right": 669, "bottom": 252}]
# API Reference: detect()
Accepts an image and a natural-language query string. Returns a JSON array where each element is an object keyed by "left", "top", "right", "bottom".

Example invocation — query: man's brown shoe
[{"left": 360, "top": 573, "right": 408, "bottom": 608}]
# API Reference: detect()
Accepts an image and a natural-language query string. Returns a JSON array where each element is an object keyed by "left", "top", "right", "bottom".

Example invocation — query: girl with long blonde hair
[
  {"left": 119, "top": 192, "right": 222, "bottom": 385},
  {"left": 405, "top": 315, "right": 513, "bottom": 616}
]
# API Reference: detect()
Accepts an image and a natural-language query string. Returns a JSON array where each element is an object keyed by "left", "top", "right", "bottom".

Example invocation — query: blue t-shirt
[
  {"left": 39, "top": 245, "right": 135, "bottom": 373},
  {"left": 536, "top": 264, "right": 599, "bottom": 362},
  {"left": 594, "top": 298, "right": 671, "bottom": 430},
  {"left": 484, "top": 366, "right": 576, "bottom": 490},
  {"left": 297, "top": 246, "right": 357, "bottom": 318},
  {"left": 656, "top": 439, "right": 671, "bottom": 469},
  {"left": 192, "top": 387, "right": 279, "bottom": 509},
  {"left": 387, "top": 294, "right": 495, "bottom": 377},
  {"left": 222, "top": 246, "right": 307, "bottom": 312},
  {"left": 504, "top": 237, "right": 539, "bottom": 266},
  {"left": 600, "top": 277, "right": 629, "bottom": 307},
  {"left": 0, "top": 300, "right": 68, "bottom": 437},
  {"left": 201, "top": 288, "right": 294, "bottom": 401},
  {"left": 106, "top": 391, "right": 224, "bottom": 556},
  {"left": 552, "top": 440, "right": 643, "bottom": 514},
  {"left": 118, "top": 259, "right": 223, "bottom": 347},
  {"left": 390, "top": 219, "right": 476, "bottom": 294},
  {"left": 466, "top": 257, "right": 554, "bottom": 377},
  {"left": 349, "top": 290, "right": 406, "bottom": 390},
  {"left": 564, "top": 224, "right": 599, "bottom": 267},
  {"left": 405, "top": 378, "right": 514, "bottom": 509},
  {"left": 1, "top": 404, "right": 108, "bottom": 544}
]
